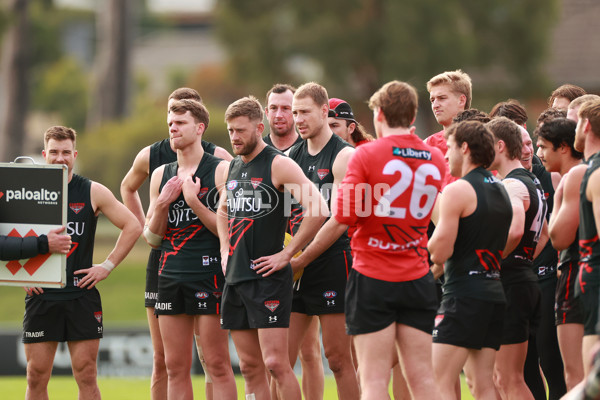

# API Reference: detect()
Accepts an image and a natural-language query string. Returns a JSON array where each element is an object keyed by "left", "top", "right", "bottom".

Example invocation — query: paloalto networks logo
[{"left": 1, "top": 187, "right": 60, "bottom": 205}]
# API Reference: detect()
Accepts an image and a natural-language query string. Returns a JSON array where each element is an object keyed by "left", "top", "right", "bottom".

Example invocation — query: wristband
[
  {"left": 143, "top": 226, "right": 163, "bottom": 247},
  {"left": 100, "top": 259, "right": 116, "bottom": 272}
]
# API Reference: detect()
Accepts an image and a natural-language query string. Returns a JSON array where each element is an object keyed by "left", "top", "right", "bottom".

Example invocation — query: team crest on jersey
[
  {"left": 94, "top": 311, "right": 102, "bottom": 323},
  {"left": 227, "top": 180, "right": 238, "bottom": 190},
  {"left": 323, "top": 290, "right": 337, "bottom": 299},
  {"left": 251, "top": 178, "right": 263, "bottom": 189},
  {"left": 198, "top": 188, "right": 208, "bottom": 199},
  {"left": 195, "top": 291, "right": 209, "bottom": 299},
  {"left": 317, "top": 169, "right": 329, "bottom": 180},
  {"left": 434, "top": 314, "right": 444, "bottom": 327},
  {"left": 264, "top": 300, "right": 280, "bottom": 312},
  {"left": 213, "top": 291, "right": 222, "bottom": 299},
  {"left": 203, "top": 255, "right": 210, "bottom": 266},
  {"left": 69, "top": 203, "right": 85, "bottom": 214}
]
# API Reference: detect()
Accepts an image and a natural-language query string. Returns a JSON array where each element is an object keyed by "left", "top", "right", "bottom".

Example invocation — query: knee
[
  {"left": 324, "top": 349, "right": 351, "bottom": 375},
  {"left": 299, "top": 343, "right": 321, "bottom": 364},
  {"left": 72, "top": 360, "right": 98, "bottom": 388},
  {"left": 27, "top": 363, "right": 51, "bottom": 389},
  {"left": 238, "top": 358, "right": 264, "bottom": 381},
  {"left": 263, "top": 354, "right": 288, "bottom": 377}
]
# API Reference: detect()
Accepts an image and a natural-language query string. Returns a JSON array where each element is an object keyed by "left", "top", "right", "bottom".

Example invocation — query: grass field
[
  {"left": 0, "top": 230, "right": 476, "bottom": 399},
  {"left": 0, "top": 375, "right": 476, "bottom": 399}
]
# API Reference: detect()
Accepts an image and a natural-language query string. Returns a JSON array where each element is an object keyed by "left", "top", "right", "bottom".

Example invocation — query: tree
[
  {"left": 0, "top": 0, "right": 31, "bottom": 162},
  {"left": 215, "top": 0, "right": 559, "bottom": 132},
  {"left": 87, "top": 0, "right": 135, "bottom": 128}
]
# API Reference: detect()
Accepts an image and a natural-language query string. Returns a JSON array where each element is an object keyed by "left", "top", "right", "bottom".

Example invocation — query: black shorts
[
  {"left": 145, "top": 249, "right": 161, "bottom": 308},
  {"left": 221, "top": 267, "right": 293, "bottom": 329},
  {"left": 292, "top": 248, "right": 351, "bottom": 315},
  {"left": 345, "top": 269, "right": 438, "bottom": 336},
  {"left": 154, "top": 274, "right": 224, "bottom": 316},
  {"left": 501, "top": 281, "right": 542, "bottom": 345},
  {"left": 433, "top": 297, "right": 505, "bottom": 350},
  {"left": 579, "top": 281, "right": 599, "bottom": 335},
  {"left": 23, "top": 288, "right": 103, "bottom": 343},
  {"left": 555, "top": 261, "right": 583, "bottom": 325}
]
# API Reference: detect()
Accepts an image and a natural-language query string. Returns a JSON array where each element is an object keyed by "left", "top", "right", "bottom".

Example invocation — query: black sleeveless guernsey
[
  {"left": 579, "top": 152, "right": 600, "bottom": 287},
  {"left": 531, "top": 164, "right": 558, "bottom": 280},
  {"left": 263, "top": 134, "right": 303, "bottom": 153},
  {"left": 443, "top": 168, "right": 512, "bottom": 302},
  {"left": 158, "top": 154, "right": 222, "bottom": 281},
  {"left": 40, "top": 174, "right": 98, "bottom": 300},
  {"left": 288, "top": 134, "right": 352, "bottom": 260},
  {"left": 501, "top": 168, "right": 548, "bottom": 285},
  {"left": 225, "top": 146, "right": 287, "bottom": 284}
]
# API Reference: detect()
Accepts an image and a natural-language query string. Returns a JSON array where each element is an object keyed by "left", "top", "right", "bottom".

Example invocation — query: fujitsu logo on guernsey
[
  {"left": 4, "top": 188, "right": 59, "bottom": 204},
  {"left": 392, "top": 147, "right": 432, "bottom": 160}
]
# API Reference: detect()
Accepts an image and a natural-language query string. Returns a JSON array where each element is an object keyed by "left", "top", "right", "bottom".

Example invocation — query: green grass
[
  {"left": 1, "top": 233, "right": 477, "bottom": 399},
  {"left": 0, "top": 375, "right": 475, "bottom": 399}
]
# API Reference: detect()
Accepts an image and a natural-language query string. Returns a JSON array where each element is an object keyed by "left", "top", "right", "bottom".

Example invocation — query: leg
[
  {"left": 432, "top": 343, "right": 469, "bottom": 400},
  {"left": 494, "top": 341, "right": 535, "bottom": 400},
  {"left": 466, "top": 348, "right": 500, "bottom": 400},
  {"left": 557, "top": 323, "right": 584, "bottom": 390},
  {"left": 523, "top": 336, "right": 546, "bottom": 400},
  {"left": 194, "top": 315, "right": 237, "bottom": 399},
  {"left": 391, "top": 350, "right": 410, "bottom": 400},
  {"left": 298, "top": 316, "right": 324, "bottom": 400},
  {"left": 353, "top": 324, "right": 395, "bottom": 400},
  {"left": 258, "top": 327, "right": 301, "bottom": 400},
  {"left": 158, "top": 314, "right": 194, "bottom": 400},
  {"left": 582, "top": 335, "right": 600, "bottom": 376},
  {"left": 319, "top": 313, "right": 359, "bottom": 399},
  {"left": 147, "top": 307, "right": 168, "bottom": 400},
  {"left": 230, "top": 329, "right": 270, "bottom": 398},
  {"left": 24, "top": 341, "right": 58, "bottom": 400},
  {"left": 395, "top": 324, "right": 441, "bottom": 399},
  {"left": 536, "top": 278, "right": 566, "bottom": 400},
  {"left": 67, "top": 339, "right": 101, "bottom": 400},
  {"left": 194, "top": 337, "right": 213, "bottom": 400}
]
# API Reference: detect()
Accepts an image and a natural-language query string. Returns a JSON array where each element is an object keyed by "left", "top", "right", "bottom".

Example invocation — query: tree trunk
[
  {"left": 0, "top": 0, "right": 30, "bottom": 162},
  {"left": 87, "top": 0, "right": 133, "bottom": 129}
]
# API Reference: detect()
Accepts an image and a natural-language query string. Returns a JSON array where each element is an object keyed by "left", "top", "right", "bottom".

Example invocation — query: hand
[
  {"left": 74, "top": 265, "right": 111, "bottom": 289},
  {"left": 182, "top": 175, "right": 201, "bottom": 203},
  {"left": 46, "top": 226, "right": 72, "bottom": 254},
  {"left": 289, "top": 258, "right": 306, "bottom": 281},
  {"left": 24, "top": 287, "right": 43, "bottom": 295},
  {"left": 220, "top": 249, "right": 228, "bottom": 276},
  {"left": 253, "top": 250, "right": 292, "bottom": 277},
  {"left": 157, "top": 176, "right": 182, "bottom": 206}
]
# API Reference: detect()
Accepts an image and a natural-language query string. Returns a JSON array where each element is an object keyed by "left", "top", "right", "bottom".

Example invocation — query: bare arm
[
  {"left": 428, "top": 180, "right": 473, "bottom": 265},
  {"left": 146, "top": 166, "right": 182, "bottom": 246},
  {"left": 549, "top": 165, "right": 585, "bottom": 250},
  {"left": 120, "top": 146, "right": 150, "bottom": 227},
  {"left": 182, "top": 160, "right": 229, "bottom": 236},
  {"left": 214, "top": 145, "right": 234, "bottom": 162},
  {"left": 253, "top": 155, "right": 329, "bottom": 277},
  {"left": 216, "top": 166, "right": 231, "bottom": 275},
  {"left": 503, "top": 179, "right": 528, "bottom": 257},
  {"left": 74, "top": 182, "right": 143, "bottom": 289}
]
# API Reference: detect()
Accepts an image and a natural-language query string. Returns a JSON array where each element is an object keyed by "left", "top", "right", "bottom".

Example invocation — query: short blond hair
[
  {"left": 225, "top": 96, "right": 264, "bottom": 123},
  {"left": 294, "top": 82, "right": 328, "bottom": 107},
  {"left": 578, "top": 99, "right": 600, "bottom": 139},
  {"left": 427, "top": 69, "right": 472, "bottom": 109}
]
